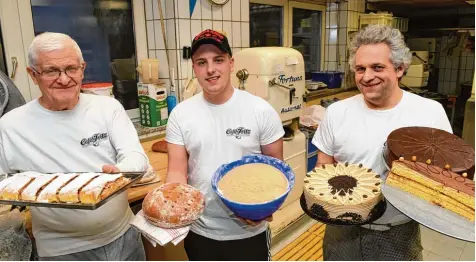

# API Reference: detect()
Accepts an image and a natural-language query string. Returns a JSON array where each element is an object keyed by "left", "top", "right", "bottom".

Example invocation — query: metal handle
[
  {"left": 236, "top": 69, "right": 249, "bottom": 90},
  {"left": 10, "top": 57, "right": 18, "bottom": 79},
  {"left": 269, "top": 78, "right": 296, "bottom": 105}
]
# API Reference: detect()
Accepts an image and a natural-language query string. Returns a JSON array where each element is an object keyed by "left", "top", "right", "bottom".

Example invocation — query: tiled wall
[
  {"left": 144, "top": 0, "right": 250, "bottom": 101},
  {"left": 324, "top": 0, "right": 365, "bottom": 88},
  {"left": 435, "top": 35, "right": 475, "bottom": 95}
]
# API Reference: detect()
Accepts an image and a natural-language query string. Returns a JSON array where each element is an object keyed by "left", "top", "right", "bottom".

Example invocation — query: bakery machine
[
  {"left": 401, "top": 51, "right": 430, "bottom": 88},
  {"left": 231, "top": 47, "right": 307, "bottom": 237}
]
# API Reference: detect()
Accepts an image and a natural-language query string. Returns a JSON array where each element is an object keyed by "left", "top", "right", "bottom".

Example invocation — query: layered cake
[
  {"left": 303, "top": 162, "right": 383, "bottom": 222},
  {"left": 384, "top": 127, "right": 475, "bottom": 179},
  {"left": 387, "top": 159, "right": 475, "bottom": 221},
  {"left": 143, "top": 182, "right": 205, "bottom": 228}
]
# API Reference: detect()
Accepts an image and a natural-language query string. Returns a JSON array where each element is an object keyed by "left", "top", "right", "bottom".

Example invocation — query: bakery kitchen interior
[{"left": 0, "top": 0, "right": 475, "bottom": 261}]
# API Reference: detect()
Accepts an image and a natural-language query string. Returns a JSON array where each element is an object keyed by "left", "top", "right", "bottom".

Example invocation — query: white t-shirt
[
  {"left": 166, "top": 88, "right": 285, "bottom": 240},
  {"left": 312, "top": 91, "right": 452, "bottom": 224},
  {"left": 0, "top": 94, "right": 149, "bottom": 257}
]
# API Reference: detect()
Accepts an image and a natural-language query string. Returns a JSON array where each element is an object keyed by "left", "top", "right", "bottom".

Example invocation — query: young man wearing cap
[{"left": 165, "top": 29, "right": 285, "bottom": 260}]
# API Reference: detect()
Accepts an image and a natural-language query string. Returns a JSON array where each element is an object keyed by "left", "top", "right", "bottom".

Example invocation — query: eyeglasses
[{"left": 31, "top": 65, "right": 84, "bottom": 80}]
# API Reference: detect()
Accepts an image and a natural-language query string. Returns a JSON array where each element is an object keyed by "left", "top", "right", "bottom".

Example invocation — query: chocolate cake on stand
[{"left": 384, "top": 127, "right": 475, "bottom": 179}]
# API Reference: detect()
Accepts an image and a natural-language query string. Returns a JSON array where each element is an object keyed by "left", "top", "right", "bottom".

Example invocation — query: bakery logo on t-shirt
[
  {"left": 226, "top": 127, "right": 251, "bottom": 139},
  {"left": 80, "top": 133, "right": 108, "bottom": 147}
]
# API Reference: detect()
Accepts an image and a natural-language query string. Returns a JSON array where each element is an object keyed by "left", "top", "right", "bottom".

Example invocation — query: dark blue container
[
  {"left": 211, "top": 154, "right": 295, "bottom": 221},
  {"left": 307, "top": 154, "right": 318, "bottom": 172},
  {"left": 166, "top": 95, "right": 177, "bottom": 114},
  {"left": 311, "top": 71, "right": 343, "bottom": 89}
]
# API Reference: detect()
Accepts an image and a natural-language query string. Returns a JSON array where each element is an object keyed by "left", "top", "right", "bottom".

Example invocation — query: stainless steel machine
[{"left": 401, "top": 51, "right": 430, "bottom": 88}]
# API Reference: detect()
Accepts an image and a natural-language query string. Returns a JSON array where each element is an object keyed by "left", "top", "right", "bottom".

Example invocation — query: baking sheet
[
  {"left": 382, "top": 184, "right": 475, "bottom": 242},
  {"left": 0, "top": 172, "right": 145, "bottom": 210},
  {"left": 132, "top": 174, "right": 161, "bottom": 187}
]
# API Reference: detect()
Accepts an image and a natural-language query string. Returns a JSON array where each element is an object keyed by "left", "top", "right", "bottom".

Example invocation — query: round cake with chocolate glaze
[
  {"left": 303, "top": 162, "right": 383, "bottom": 222},
  {"left": 384, "top": 127, "right": 475, "bottom": 179}
]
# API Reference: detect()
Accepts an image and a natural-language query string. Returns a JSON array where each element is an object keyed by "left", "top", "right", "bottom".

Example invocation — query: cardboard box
[{"left": 138, "top": 82, "right": 168, "bottom": 127}]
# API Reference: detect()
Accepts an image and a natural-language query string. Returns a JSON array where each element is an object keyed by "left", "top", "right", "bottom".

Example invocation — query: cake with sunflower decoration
[{"left": 303, "top": 162, "right": 383, "bottom": 222}]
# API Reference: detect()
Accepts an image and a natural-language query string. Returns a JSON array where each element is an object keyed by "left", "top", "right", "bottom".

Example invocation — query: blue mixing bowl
[{"left": 211, "top": 154, "right": 295, "bottom": 221}]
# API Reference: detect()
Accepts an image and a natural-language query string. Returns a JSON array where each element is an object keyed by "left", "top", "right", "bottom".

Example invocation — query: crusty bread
[
  {"left": 151, "top": 141, "right": 167, "bottom": 153},
  {"left": 142, "top": 182, "right": 205, "bottom": 228}
]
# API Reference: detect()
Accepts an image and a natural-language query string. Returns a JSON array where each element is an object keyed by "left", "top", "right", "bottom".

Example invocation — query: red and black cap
[{"left": 191, "top": 29, "right": 232, "bottom": 57}]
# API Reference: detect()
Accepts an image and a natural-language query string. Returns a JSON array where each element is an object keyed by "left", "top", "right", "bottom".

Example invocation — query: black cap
[{"left": 191, "top": 29, "right": 232, "bottom": 57}]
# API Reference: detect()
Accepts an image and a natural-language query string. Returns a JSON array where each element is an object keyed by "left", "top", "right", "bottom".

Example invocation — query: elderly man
[
  {"left": 0, "top": 32, "right": 148, "bottom": 260},
  {"left": 312, "top": 25, "right": 452, "bottom": 260}
]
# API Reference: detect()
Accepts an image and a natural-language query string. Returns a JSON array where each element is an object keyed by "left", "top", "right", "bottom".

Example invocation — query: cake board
[
  {"left": 382, "top": 184, "right": 475, "bottom": 242},
  {"left": 300, "top": 193, "right": 387, "bottom": 226}
]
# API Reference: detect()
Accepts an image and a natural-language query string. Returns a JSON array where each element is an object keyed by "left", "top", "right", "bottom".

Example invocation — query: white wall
[
  {"left": 144, "top": 0, "right": 250, "bottom": 100},
  {"left": 435, "top": 35, "right": 475, "bottom": 95},
  {"left": 323, "top": 0, "right": 365, "bottom": 89}
]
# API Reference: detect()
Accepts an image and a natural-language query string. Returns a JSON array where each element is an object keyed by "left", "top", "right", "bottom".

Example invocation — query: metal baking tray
[
  {"left": 0, "top": 172, "right": 145, "bottom": 210},
  {"left": 382, "top": 184, "right": 474, "bottom": 242}
]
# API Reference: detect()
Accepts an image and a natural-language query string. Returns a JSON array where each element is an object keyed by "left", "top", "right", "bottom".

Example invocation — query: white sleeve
[
  {"left": 434, "top": 104, "right": 453, "bottom": 134},
  {"left": 311, "top": 107, "right": 334, "bottom": 156},
  {"left": 258, "top": 103, "right": 285, "bottom": 145},
  {"left": 108, "top": 102, "right": 149, "bottom": 172},
  {"left": 165, "top": 109, "right": 185, "bottom": 146},
  {"left": 0, "top": 142, "right": 10, "bottom": 175},
  {"left": 0, "top": 126, "right": 11, "bottom": 174}
]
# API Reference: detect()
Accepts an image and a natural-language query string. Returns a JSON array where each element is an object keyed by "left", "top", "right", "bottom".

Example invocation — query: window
[
  {"left": 249, "top": 1, "right": 325, "bottom": 80},
  {"left": 250, "top": 3, "right": 284, "bottom": 47},
  {"left": 291, "top": 8, "right": 323, "bottom": 79},
  {"left": 30, "top": 0, "right": 139, "bottom": 110}
]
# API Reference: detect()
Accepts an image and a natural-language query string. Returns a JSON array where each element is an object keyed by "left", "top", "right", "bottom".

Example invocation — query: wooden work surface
[
  {"left": 305, "top": 90, "right": 360, "bottom": 107},
  {"left": 127, "top": 138, "right": 168, "bottom": 202}
]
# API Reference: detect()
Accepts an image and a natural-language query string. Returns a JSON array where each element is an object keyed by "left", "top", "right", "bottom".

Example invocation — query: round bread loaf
[
  {"left": 151, "top": 140, "right": 167, "bottom": 153},
  {"left": 142, "top": 182, "right": 205, "bottom": 228}
]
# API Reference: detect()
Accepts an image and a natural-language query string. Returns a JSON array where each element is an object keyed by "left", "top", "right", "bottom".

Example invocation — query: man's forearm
[
  {"left": 115, "top": 151, "right": 149, "bottom": 172},
  {"left": 316, "top": 151, "right": 335, "bottom": 166},
  {"left": 165, "top": 171, "right": 187, "bottom": 184}
]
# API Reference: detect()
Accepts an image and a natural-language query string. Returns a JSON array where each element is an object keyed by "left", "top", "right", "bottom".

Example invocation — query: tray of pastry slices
[{"left": 0, "top": 171, "right": 145, "bottom": 210}]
